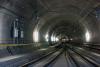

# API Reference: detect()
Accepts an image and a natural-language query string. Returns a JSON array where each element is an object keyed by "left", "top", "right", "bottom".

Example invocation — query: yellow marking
[{"left": 0, "top": 44, "right": 29, "bottom": 46}]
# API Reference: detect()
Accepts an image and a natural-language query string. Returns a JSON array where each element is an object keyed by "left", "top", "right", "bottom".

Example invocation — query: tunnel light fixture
[
  {"left": 55, "top": 37, "right": 59, "bottom": 41},
  {"left": 51, "top": 36, "right": 55, "bottom": 42},
  {"left": 85, "top": 31, "right": 91, "bottom": 42},
  {"left": 45, "top": 34, "right": 49, "bottom": 42},
  {"left": 33, "top": 30, "right": 39, "bottom": 42},
  {"left": 70, "top": 38, "right": 73, "bottom": 41},
  {"left": 51, "top": 36, "right": 59, "bottom": 42}
]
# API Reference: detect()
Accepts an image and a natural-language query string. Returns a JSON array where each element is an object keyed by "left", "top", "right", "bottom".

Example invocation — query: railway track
[
  {"left": 20, "top": 49, "right": 63, "bottom": 67},
  {"left": 20, "top": 44, "right": 100, "bottom": 67}
]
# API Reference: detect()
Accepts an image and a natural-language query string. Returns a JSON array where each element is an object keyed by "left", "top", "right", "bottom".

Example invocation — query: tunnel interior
[{"left": 0, "top": 0, "right": 100, "bottom": 67}]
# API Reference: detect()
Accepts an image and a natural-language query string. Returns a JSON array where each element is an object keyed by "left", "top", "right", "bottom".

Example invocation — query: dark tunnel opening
[{"left": 0, "top": 0, "right": 100, "bottom": 67}]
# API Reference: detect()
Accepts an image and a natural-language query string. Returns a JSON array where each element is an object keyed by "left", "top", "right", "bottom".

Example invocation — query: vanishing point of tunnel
[{"left": 0, "top": 0, "right": 100, "bottom": 67}]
